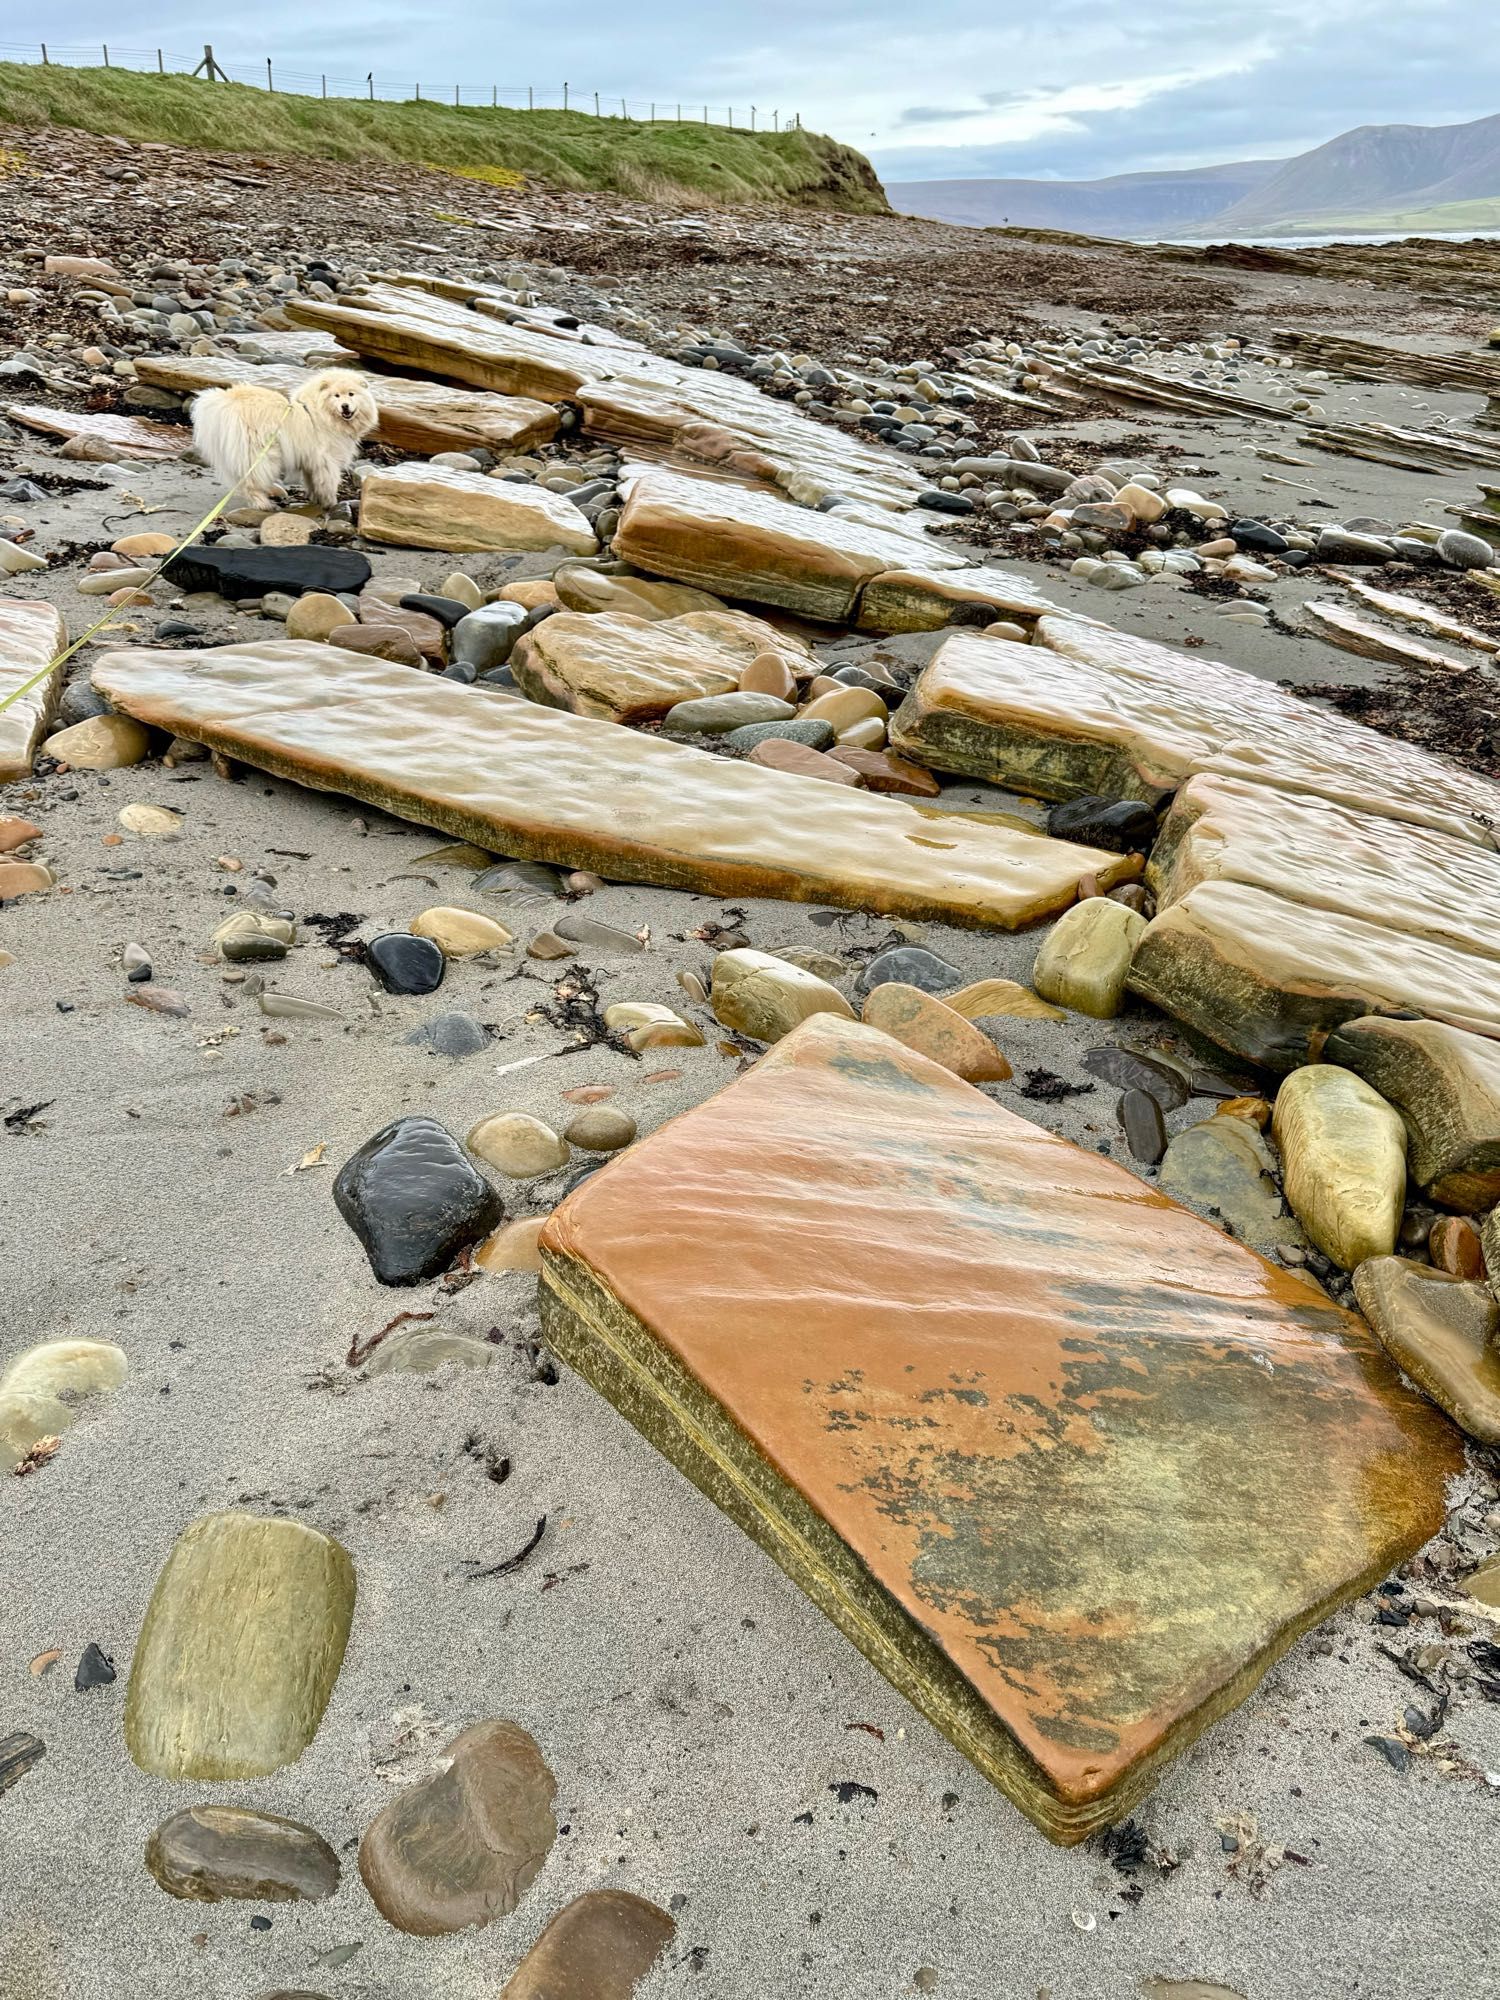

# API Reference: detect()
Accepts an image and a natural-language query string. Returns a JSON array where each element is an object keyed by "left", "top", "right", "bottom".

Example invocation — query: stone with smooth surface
[
  {"left": 1033, "top": 898, "right": 1146, "bottom": 1017},
  {"left": 476, "top": 1218, "right": 548, "bottom": 1272},
  {"left": 162, "top": 542, "right": 371, "bottom": 602},
  {"left": 145, "top": 1806, "right": 340, "bottom": 1903},
  {"left": 828, "top": 746, "right": 940, "bottom": 795},
  {"left": 43, "top": 713, "right": 149, "bottom": 771},
  {"left": 125, "top": 1512, "right": 355, "bottom": 1780},
  {"left": 368, "top": 932, "right": 445, "bottom": 995},
  {"left": 1324, "top": 1016, "right": 1500, "bottom": 1211},
  {"left": 1353, "top": 1259, "right": 1500, "bottom": 1444},
  {"left": 358, "top": 1721, "right": 557, "bottom": 1937},
  {"left": 944, "top": 977, "right": 1064, "bottom": 1022},
  {"left": 1273, "top": 1066, "right": 1406, "bottom": 1271},
  {"left": 360, "top": 462, "right": 597, "bottom": 556},
  {"left": 93, "top": 645, "right": 1127, "bottom": 931},
  {"left": 0, "top": 601, "right": 67, "bottom": 783},
  {"left": 0, "top": 1339, "right": 128, "bottom": 1473},
  {"left": 712, "top": 947, "right": 855, "bottom": 1044},
  {"left": 511, "top": 610, "right": 781, "bottom": 724},
  {"left": 0, "top": 860, "right": 52, "bottom": 898},
  {"left": 1158, "top": 1117, "right": 1307, "bottom": 1257},
  {"left": 335, "top": 1116, "right": 502, "bottom": 1284},
  {"left": 285, "top": 594, "right": 351, "bottom": 643},
  {"left": 499, "top": 1890, "right": 676, "bottom": 1999},
  {"left": 748, "top": 737, "right": 861, "bottom": 786},
  {"left": 860, "top": 983, "right": 1011, "bottom": 1082},
  {"left": 537, "top": 1014, "right": 1459, "bottom": 1844},
  {"left": 410, "top": 906, "right": 513, "bottom": 958},
  {"left": 857, "top": 945, "right": 964, "bottom": 998},
  {"left": 469, "top": 1113, "right": 570, "bottom": 1178}
]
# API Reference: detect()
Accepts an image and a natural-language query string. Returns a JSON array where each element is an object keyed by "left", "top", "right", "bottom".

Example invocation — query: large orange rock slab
[
  {"left": 511, "top": 608, "right": 796, "bottom": 723},
  {"left": 358, "top": 462, "right": 597, "bottom": 555},
  {"left": 90, "top": 643, "right": 1129, "bottom": 929},
  {"left": 0, "top": 600, "right": 67, "bottom": 782},
  {"left": 133, "top": 354, "right": 558, "bottom": 455},
  {"left": 285, "top": 287, "right": 599, "bottom": 402},
  {"left": 537, "top": 1014, "right": 1459, "bottom": 1845},
  {"left": 891, "top": 622, "right": 1500, "bottom": 844}
]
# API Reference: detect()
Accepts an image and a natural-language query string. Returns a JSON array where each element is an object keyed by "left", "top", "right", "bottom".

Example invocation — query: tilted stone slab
[
  {"left": 358, "top": 462, "right": 597, "bottom": 555},
  {"left": 856, "top": 564, "right": 1056, "bottom": 634},
  {"left": 0, "top": 600, "right": 67, "bottom": 782},
  {"left": 613, "top": 469, "right": 970, "bottom": 622},
  {"left": 3, "top": 403, "right": 188, "bottom": 460},
  {"left": 511, "top": 608, "right": 800, "bottom": 723},
  {"left": 285, "top": 288, "right": 599, "bottom": 402},
  {"left": 1129, "top": 880, "right": 1500, "bottom": 1070},
  {"left": 91, "top": 642, "right": 1129, "bottom": 928},
  {"left": 1325, "top": 1015, "right": 1500, "bottom": 1211},
  {"left": 537, "top": 1014, "right": 1459, "bottom": 1844},
  {"left": 890, "top": 623, "right": 1500, "bottom": 845},
  {"left": 125, "top": 1512, "right": 355, "bottom": 1779},
  {"left": 133, "top": 354, "right": 558, "bottom": 456},
  {"left": 1150, "top": 772, "right": 1500, "bottom": 967}
]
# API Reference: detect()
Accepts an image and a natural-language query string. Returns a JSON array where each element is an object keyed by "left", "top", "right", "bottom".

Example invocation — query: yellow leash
[{"left": 0, "top": 421, "right": 287, "bottom": 718}]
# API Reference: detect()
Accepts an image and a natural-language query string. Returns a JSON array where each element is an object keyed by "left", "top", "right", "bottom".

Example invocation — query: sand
[{"left": 4, "top": 327, "right": 1500, "bottom": 2000}]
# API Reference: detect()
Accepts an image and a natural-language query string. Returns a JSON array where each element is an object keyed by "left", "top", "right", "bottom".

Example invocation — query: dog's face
[{"left": 299, "top": 369, "right": 379, "bottom": 436}]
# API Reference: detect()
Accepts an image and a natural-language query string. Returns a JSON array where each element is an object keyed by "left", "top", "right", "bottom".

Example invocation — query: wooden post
[
  {"left": 266, "top": 58, "right": 273, "bottom": 91},
  {"left": 415, "top": 81, "right": 421, "bottom": 100},
  {"left": 368, "top": 72, "right": 374, "bottom": 100},
  {"left": 528, "top": 85, "right": 534, "bottom": 110},
  {"left": 773, "top": 109, "right": 779, "bottom": 132},
  {"left": 102, "top": 45, "right": 111, "bottom": 67},
  {"left": 492, "top": 85, "right": 497, "bottom": 108},
  {"left": 562, "top": 80, "right": 569, "bottom": 110},
  {"left": 40, "top": 43, "right": 48, "bottom": 63},
  {"left": 594, "top": 91, "right": 600, "bottom": 116},
  {"left": 454, "top": 83, "right": 459, "bottom": 106},
  {"left": 321, "top": 76, "right": 327, "bottom": 99},
  {"left": 157, "top": 50, "right": 164, "bottom": 74},
  {"left": 751, "top": 106, "right": 756, "bottom": 131},
  {"left": 676, "top": 102, "right": 681, "bottom": 122},
  {"left": 650, "top": 103, "right": 655, "bottom": 122},
  {"left": 621, "top": 97, "right": 627, "bottom": 118}
]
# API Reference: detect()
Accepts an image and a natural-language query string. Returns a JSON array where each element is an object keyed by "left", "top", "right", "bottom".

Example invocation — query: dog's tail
[{"left": 189, "top": 386, "right": 286, "bottom": 496}]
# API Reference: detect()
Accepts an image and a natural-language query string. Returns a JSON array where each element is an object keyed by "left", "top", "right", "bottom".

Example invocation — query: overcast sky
[{"left": 43, "top": 0, "right": 1500, "bottom": 182}]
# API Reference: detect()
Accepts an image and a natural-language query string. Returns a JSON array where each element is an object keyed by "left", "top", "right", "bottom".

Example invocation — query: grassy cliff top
[{"left": 0, "top": 62, "right": 889, "bottom": 211}]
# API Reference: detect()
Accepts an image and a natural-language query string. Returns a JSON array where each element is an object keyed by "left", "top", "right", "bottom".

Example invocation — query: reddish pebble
[
  {"left": 0, "top": 816, "right": 41, "bottom": 853},
  {"left": 643, "top": 1069, "right": 682, "bottom": 1085},
  {"left": 563, "top": 1085, "right": 614, "bottom": 1105},
  {"left": 1430, "top": 1215, "right": 1486, "bottom": 1281}
]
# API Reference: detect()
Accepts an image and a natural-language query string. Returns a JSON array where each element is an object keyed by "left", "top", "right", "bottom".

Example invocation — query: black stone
[
  {"left": 1228, "top": 519, "right": 1289, "bottom": 556},
  {"left": 367, "top": 932, "right": 445, "bottom": 996},
  {"left": 1082, "top": 1045, "right": 1190, "bottom": 1111},
  {"left": 1117, "top": 1088, "right": 1167, "bottom": 1165},
  {"left": 442, "top": 662, "right": 479, "bottom": 684},
  {"left": 334, "top": 1115, "right": 502, "bottom": 1286},
  {"left": 160, "top": 542, "right": 371, "bottom": 602},
  {"left": 916, "top": 490, "right": 975, "bottom": 515},
  {"left": 856, "top": 945, "right": 964, "bottom": 998},
  {"left": 154, "top": 620, "right": 208, "bottom": 641},
  {"left": 399, "top": 593, "right": 472, "bottom": 630},
  {"left": 0, "top": 1731, "right": 44, "bottom": 1797},
  {"left": 0, "top": 478, "right": 49, "bottom": 504},
  {"left": 1046, "top": 795, "right": 1156, "bottom": 854},
  {"left": 57, "top": 680, "right": 110, "bottom": 727},
  {"left": 75, "top": 1643, "right": 116, "bottom": 1691}
]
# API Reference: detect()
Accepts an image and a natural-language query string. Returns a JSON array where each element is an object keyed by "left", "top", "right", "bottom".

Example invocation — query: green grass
[
  {"left": 1263, "top": 196, "right": 1500, "bottom": 237},
  {"left": 0, "top": 62, "right": 888, "bottom": 211}
]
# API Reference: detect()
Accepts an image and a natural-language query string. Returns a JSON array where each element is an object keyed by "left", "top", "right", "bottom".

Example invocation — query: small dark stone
[
  {"left": 560, "top": 1158, "right": 609, "bottom": 1196},
  {"left": 75, "top": 1643, "right": 116, "bottom": 1691},
  {"left": 161, "top": 542, "right": 371, "bottom": 602},
  {"left": 722, "top": 717, "right": 836, "bottom": 753},
  {"left": 220, "top": 932, "right": 288, "bottom": 965},
  {"left": 249, "top": 1915, "right": 273, "bottom": 1931},
  {"left": 1082, "top": 1045, "right": 1190, "bottom": 1111},
  {"left": 1364, "top": 1734, "right": 1410, "bottom": 1773},
  {"left": 154, "top": 620, "right": 207, "bottom": 641},
  {"left": 827, "top": 665, "right": 896, "bottom": 697},
  {"left": 1228, "top": 519, "right": 1289, "bottom": 556},
  {"left": 1046, "top": 795, "right": 1156, "bottom": 854},
  {"left": 0, "top": 478, "right": 48, "bottom": 504},
  {"left": 399, "top": 593, "right": 472, "bottom": 630},
  {"left": 1117, "top": 1088, "right": 1167, "bottom": 1165},
  {"left": 916, "top": 490, "right": 974, "bottom": 515},
  {"left": 856, "top": 945, "right": 964, "bottom": 998},
  {"left": 146, "top": 1804, "right": 340, "bottom": 1903},
  {"left": 57, "top": 680, "right": 111, "bottom": 727},
  {"left": 334, "top": 1115, "right": 502, "bottom": 1286},
  {"left": 0, "top": 1731, "right": 45, "bottom": 1797},
  {"left": 442, "top": 661, "right": 478, "bottom": 684},
  {"left": 367, "top": 933, "right": 445, "bottom": 996},
  {"left": 402, "top": 1010, "right": 489, "bottom": 1058}
]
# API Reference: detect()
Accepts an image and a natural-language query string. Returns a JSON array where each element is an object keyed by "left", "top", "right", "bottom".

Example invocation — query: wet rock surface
[
  {"left": 145, "top": 1805, "right": 341, "bottom": 1903},
  {"left": 335, "top": 1116, "right": 502, "bottom": 1284}
]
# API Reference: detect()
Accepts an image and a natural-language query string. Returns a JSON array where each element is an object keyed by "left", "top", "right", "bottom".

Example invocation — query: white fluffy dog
[{"left": 190, "top": 368, "right": 380, "bottom": 512}]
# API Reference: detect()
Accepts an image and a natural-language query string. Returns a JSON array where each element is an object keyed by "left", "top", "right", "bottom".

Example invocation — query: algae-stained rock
[
  {"left": 145, "top": 1805, "right": 340, "bottom": 1903},
  {"left": 1272, "top": 1066, "right": 1406, "bottom": 1271},
  {"left": 1129, "top": 882, "right": 1500, "bottom": 1070},
  {"left": 4, "top": 401, "right": 186, "bottom": 460},
  {"left": 91, "top": 643, "right": 1130, "bottom": 932},
  {"left": 614, "top": 468, "right": 967, "bottom": 622},
  {"left": 1353, "top": 1258, "right": 1500, "bottom": 1444},
  {"left": 856, "top": 563, "right": 1053, "bottom": 635},
  {"left": 711, "top": 947, "right": 855, "bottom": 1044},
  {"left": 0, "top": 1338, "right": 128, "bottom": 1472},
  {"left": 499, "top": 1889, "right": 676, "bottom": 1999},
  {"left": 0, "top": 600, "right": 67, "bottom": 783},
  {"left": 860, "top": 982, "right": 1011, "bottom": 1083},
  {"left": 125, "top": 1512, "right": 355, "bottom": 1780},
  {"left": 1159, "top": 1117, "right": 1307, "bottom": 1258},
  {"left": 358, "top": 1720, "right": 556, "bottom": 1936},
  {"left": 537, "top": 1013, "right": 1460, "bottom": 1845},
  {"left": 1033, "top": 898, "right": 1146, "bottom": 1017},
  {"left": 1325, "top": 1016, "right": 1500, "bottom": 1211},
  {"left": 360, "top": 462, "right": 597, "bottom": 556},
  {"left": 335, "top": 1116, "right": 503, "bottom": 1285}
]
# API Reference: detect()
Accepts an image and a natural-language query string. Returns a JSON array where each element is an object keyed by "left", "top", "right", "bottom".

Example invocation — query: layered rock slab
[
  {"left": 511, "top": 609, "right": 801, "bottom": 724},
  {"left": 890, "top": 623, "right": 1500, "bottom": 844},
  {"left": 0, "top": 601, "right": 67, "bottom": 783},
  {"left": 358, "top": 462, "right": 597, "bottom": 556},
  {"left": 1352, "top": 1258, "right": 1500, "bottom": 1444},
  {"left": 536, "top": 1014, "right": 1459, "bottom": 1844},
  {"left": 1325, "top": 1016, "right": 1500, "bottom": 1211},
  {"left": 91, "top": 643, "right": 1129, "bottom": 929}
]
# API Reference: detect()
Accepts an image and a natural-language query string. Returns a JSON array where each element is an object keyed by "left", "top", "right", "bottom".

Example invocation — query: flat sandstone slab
[
  {"left": 537, "top": 1014, "right": 1458, "bottom": 1843},
  {"left": 90, "top": 643, "right": 1128, "bottom": 928},
  {"left": 511, "top": 608, "right": 795, "bottom": 723},
  {"left": 3, "top": 402, "right": 188, "bottom": 460},
  {"left": 0, "top": 600, "right": 67, "bottom": 782},
  {"left": 890, "top": 623, "right": 1500, "bottom": 844},
  {"left": 358, "top": 462, "right": 597, "bottom": 555}
]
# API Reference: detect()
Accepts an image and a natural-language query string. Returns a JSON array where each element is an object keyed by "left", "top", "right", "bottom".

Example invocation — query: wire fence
[{"left": 0, "top": 43, "right": 801, "bottom": 131}]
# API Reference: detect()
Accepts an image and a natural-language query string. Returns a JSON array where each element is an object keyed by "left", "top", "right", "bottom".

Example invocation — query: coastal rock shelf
[
  {"left": 91, "top": 643, "right": 1131, "bottom": 928},
  {"left": 538, "top": 1014, "right": 1459, "bottom": 1844}
]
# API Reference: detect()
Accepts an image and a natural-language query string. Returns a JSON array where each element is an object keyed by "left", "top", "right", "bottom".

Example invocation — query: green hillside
[
  {"left": 0, "top": 62, "right": 888, "bottom": 211},
  {"left": 1261, "top": 195, "right": 1500, "bottom": 237}
]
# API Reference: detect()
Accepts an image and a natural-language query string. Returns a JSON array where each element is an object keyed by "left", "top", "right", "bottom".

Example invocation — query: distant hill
[
  {"left": 887, "top": 111, "right": 1500, "bottom": 238},
  {"left": 887, "top": 160, "right": 1279, "bottom": 234}
]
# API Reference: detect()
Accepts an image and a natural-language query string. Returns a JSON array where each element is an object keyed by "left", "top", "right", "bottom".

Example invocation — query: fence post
[
  {"left": 703, "top": 105, "right": 708, "bottom": 124},
  {"left": 620, "top": 97, "right": 626, "bottom": 118},
  {"left": 454, "top": 84, "right": 459, "bottom": 106},
  {"left": 594, "top": 91, "right": 600, "bottom": 115},
  {"left": 157, "top": 49, "right": 164, "bottom": 74},
  {"left": 368, "top": 72, "right": 374, "bottom": 100},
  {"left": 321, "top": 76, "right": 327, "bottom": 98},
  {"left": 650, "top": 103, "right": 655, "bottom": 122},
  {"left": 773, "top": 109, "right": 778, "bottom": 131},
  {"left": 676, "top": 102, "right": 681, "bottom": 121},
  {"left": 266, "top": 59, "right": 274, "bottom": 91},
  {"left": 528, "top": 85, "right": 534, "bottom": 110},
  {"left": 415, "top": 81, "right": 421, "bottom": 100},
  {"left": 492, "top": 85, "right": 497, "bottom": 107},
  {"left": 562, "top": 80, "right": 568, "bottom": 110},
  {"left": 102, "top": 45, "right": 110, "bottom": 67},
  {"left": 751, "top": 106, "right": 756, "bottom": 131},
  {"left": 40, "top": 43, "right": 48, "bottom": 63}
]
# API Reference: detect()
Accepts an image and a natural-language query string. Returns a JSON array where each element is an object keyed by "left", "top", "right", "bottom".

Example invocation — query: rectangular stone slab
[
  {"left": 1129, "top": 880, "right": 1500, "bottom": 1070},
  {"left": 613, "top": 469, "right": 969, "bottom": 622},
  {"left": 1325, "top": 1015, "right": 1500, "bottom": 1210},
  {"left": 133, "top": 354, "right": 559, "bottom": 456},
  {"left": 890, "top": 623, "right": 1500, "bottom": 846},
  {"left": 3, "top": 403, "right": 188, "bottom": 461},
  {"left": 358, "top": 462, "right": 598, "bottom": 555},
  {"left": 90, "top": 642, "right": 1129, "bottom": 928},
  {"left": 286, "top": 288, "right": 600, "bottom": 402},
  {"left": 511, "top": 609, "right": 767, "bottom": 723},
  {"left": 0, "top": 600, "right": 67, "bottom": 782},
  {"left": 537, "top": 1014, "right": 1459, "bottom": 1844},
  {"left": 1150, "top": 771, "right": 1500, "bottom": 969}
]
